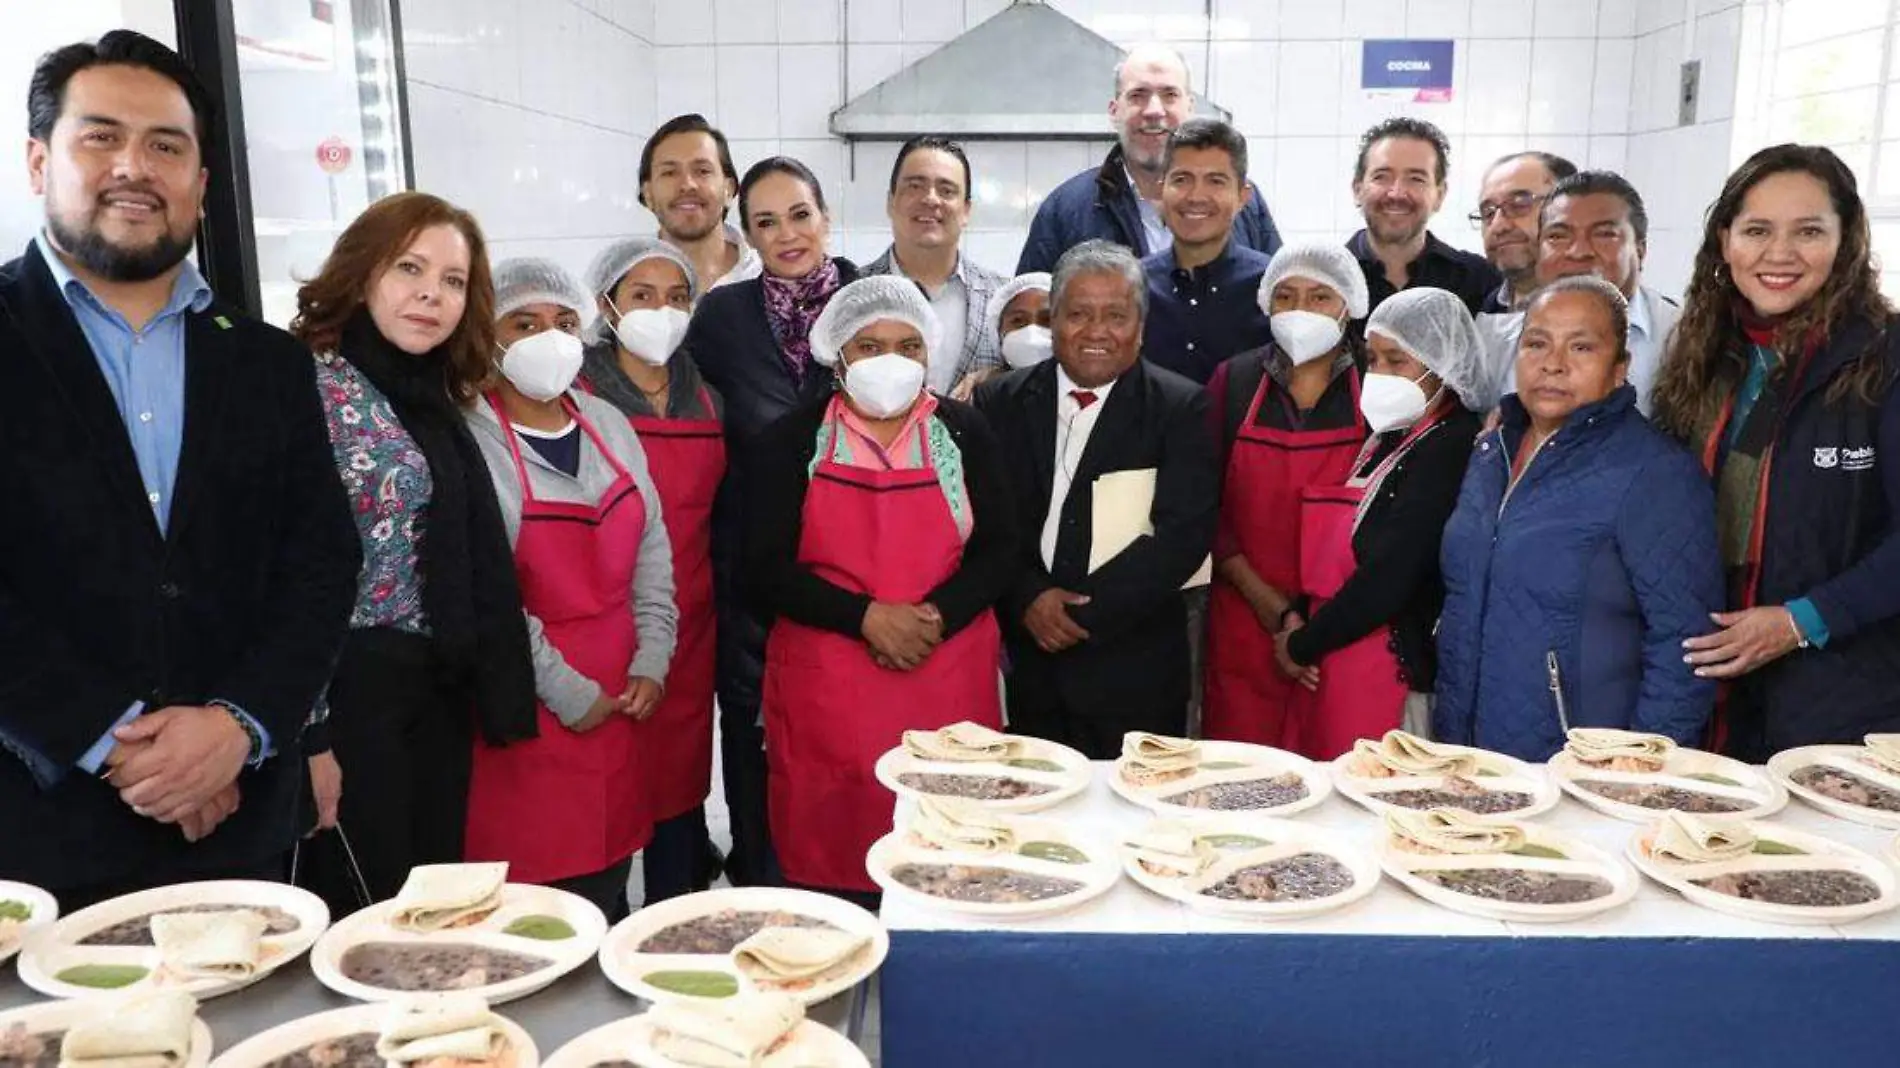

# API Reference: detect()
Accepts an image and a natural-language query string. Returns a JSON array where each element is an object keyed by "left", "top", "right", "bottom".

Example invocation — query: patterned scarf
[{"left": 761, "top": 257, "right": 842, "bottom": 381}]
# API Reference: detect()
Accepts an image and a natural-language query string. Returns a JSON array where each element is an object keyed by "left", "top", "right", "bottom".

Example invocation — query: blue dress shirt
[{"left": 1139, "top": 240, "right": 1275, "bottom": 385}]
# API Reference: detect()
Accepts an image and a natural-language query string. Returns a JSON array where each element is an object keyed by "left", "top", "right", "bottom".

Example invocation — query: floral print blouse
[{"left": 314, "top": 352, "right": 432, "bottom": 634}]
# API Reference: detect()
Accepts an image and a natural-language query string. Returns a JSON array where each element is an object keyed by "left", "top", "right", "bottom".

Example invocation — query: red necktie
[{"left": 1071, "top": 389, "right": 1099, "bottom": 410}]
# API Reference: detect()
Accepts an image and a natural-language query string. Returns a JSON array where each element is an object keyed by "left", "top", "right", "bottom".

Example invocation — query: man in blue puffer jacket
[
  {"left": 1434, "top": 277, "right": 1722, "bottom": 761},
  {"left": 1016, "top": 44, "right": 1279, "bottom": 275}
]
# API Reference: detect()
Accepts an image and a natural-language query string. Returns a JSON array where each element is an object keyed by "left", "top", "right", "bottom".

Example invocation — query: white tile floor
[{"left": 620, "top": 715, "right": 884, "bottom": 1064}]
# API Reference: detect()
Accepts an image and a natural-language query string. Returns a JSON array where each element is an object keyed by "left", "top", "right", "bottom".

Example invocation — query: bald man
[{"left": 1017, "top": 43, "right": 1280, "bottom": 274}]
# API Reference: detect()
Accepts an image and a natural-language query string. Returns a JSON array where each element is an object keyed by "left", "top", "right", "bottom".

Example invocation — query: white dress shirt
[
  {"left": 893, "top": 255, "right": 972, "bottom": 394},
  {"left": 1041, "top": 365, "right": 1117, "bottom": 572}
]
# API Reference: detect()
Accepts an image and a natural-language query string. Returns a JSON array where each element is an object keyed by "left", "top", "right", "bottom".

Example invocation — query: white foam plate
[
  {"left": 866, "top": 814, "right": 1120, "bottom": 919},
  {"left": 0, "top": 996, "right": 214, "bottom": 1067},
  {"left": 1378, "top": 824, "right": 1639, "bottom": 923},
  {"left": 1109, "top": 741, "right": 1332, "bottom": 817},
  {"left": 1627, "top": 818, "right": 1900, "bottom": 926},
  {"left": 207, "top": 1003, "right": 538, "bottom": 1068},
  {"left": 874, "top": 735, "right": 1092, "bottom": 813},
  {"left": 1768, "top": 745, "right": 1900, "bottom": 830},
  {"left": 0, "top": 880, "right": 58, "bottom": 966},
  {"left": 18, "top": 880, "right": 327, "bottom": 1000},
  {"left": 542, "top": 1011, "right": 868, "bottom": 1068},
  {"left": 1331, "top": 745, "right": 1560, "bottom": 823},
  {"left": 1549, "top": 746, "right": 1788, "bottom": 822},
  {"left": 310, "top": 882, "right": 606, "bottom": 1005},
  {"left": 600, "top": 888, "right": 887, "bottom": 1008},
  {"left": 1119, "top": 814, "right": 1381, "bottom": 920}
]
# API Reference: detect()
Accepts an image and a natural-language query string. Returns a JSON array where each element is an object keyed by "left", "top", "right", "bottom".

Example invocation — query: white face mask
[
  {"left": 842, "top": 353, "right": 927, "bottom": 419},
  {"left": 1359, "top": 368, "right": 1436, "bottom": 434},
  {"left": 1270, "top": 310, "right": 1346, "bottom": 366},
  {"left": 1000, "top": 324, "right": 1054, "bottom": 369},
  {"left": 499, "top": 329, "right": 585, "bottom": 402},
  {"left": 611, "top": 303, "right": 690, "bottom": 367}
]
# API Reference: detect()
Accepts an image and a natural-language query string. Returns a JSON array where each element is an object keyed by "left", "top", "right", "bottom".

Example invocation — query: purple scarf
[{"left": 761, "top": 257, "right": 842, "bottom": 381}]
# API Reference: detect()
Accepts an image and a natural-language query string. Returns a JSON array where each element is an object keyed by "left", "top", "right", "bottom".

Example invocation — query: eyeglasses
[{"left": 1469, "top": 191, "right": 1545, "bottom": 228}]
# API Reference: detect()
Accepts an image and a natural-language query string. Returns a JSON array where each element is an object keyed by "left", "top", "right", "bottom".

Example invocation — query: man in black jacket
[
  {"left": 976, "top": 240, "right": 1218, "bottom": 758},
  {"left": 1016, "top": 45, "right": 1280, "bottom": 275},
  {"left": 0, "top": 32, "right": 358, "bottom": 905}
]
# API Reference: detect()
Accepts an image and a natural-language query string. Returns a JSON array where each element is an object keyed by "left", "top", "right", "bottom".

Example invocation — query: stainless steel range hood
[{"left": 829, "top": 0, "right": 1230, "bottom": 141}]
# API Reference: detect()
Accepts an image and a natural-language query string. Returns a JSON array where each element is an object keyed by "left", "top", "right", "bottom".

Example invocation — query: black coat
[
  {"left": 0, "top": 243, "right": 359, "bottom": 890},
  {"left": 682, "top": 260, "right": 859, "bottom": 714},
  {"left": 1713, "top": 314, "right": 1900, "bottom": 760},
  {"left": 973, "top": 359, "right": 1218, "bottom": 724}
]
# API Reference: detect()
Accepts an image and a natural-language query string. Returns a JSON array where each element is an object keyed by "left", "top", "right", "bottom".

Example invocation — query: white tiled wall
[
  {"left": 629, "top": 0, "right": 1652, "bottom": 279},
  {"left": 398, "top": 0, "right": 657, "bottom": 282},
  {"left": 1622, "top": 0, "right": 1745, "bottom": 299},
  {"left": 393, "top": 0, "right": 1762, "bottom": 296}
]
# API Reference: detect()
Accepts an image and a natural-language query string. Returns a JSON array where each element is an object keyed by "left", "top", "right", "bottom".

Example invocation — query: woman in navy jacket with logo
[
  {"left": 1654, "top": 144, "right": 1900, "bottom": 761},
  {"left": 1435, "top": 277, "right": 1722, "bottom": 762}
]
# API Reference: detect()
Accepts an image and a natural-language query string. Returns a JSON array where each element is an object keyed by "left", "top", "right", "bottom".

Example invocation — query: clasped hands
[
  {"left": 864, "top": 601, "right": 945, "bottom": 670},
  {"left": 103, "top": 704, "right": 251, "bottom": 843},
  {"left": 573, "top": 676, "right": 667, "bottom": 732}
]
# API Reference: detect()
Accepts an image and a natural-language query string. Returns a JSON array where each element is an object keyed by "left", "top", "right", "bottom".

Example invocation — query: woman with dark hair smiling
[
  {"left": 681, "top": 156, "right": 858, "bottom": 886},
  {"left": 1653, "top": 144, "right": 1900, "bottom": 760},
  {"left": 289, "top": 192, "right": 535, "bottom": 909}
]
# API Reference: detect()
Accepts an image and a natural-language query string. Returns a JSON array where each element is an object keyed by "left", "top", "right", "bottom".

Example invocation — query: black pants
[
  {"left": 1007, "top": 695, "right": 1187, "bottom": 761},
  {"left": 719, "top": 698, "right": 779, "bottom": 887},
  {"left": 295, "top": 627, "right": 471, "bottom": 917},
  {"left": 643, "top": 805, "right": 715, "bottom": 905},
  {"left": 552, "top": 856, "right": 633, "bottom": 923}
]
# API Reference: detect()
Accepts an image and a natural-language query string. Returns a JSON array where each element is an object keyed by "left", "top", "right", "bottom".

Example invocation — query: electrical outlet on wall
[{"left": 1679, "top": 60, "right": 1702, "bottom": 126}]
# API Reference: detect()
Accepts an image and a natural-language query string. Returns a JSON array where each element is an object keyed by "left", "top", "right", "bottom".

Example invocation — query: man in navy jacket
[{"left": 1017, "top": 44, "right": 1280, "bottom": 275}]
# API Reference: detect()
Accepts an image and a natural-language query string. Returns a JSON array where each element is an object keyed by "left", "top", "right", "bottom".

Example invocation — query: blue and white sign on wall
[{"left": 1362, "top": 39, "right": 1456, "bottom": 102}]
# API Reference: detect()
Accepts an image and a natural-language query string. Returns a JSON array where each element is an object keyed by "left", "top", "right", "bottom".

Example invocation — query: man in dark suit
[
  {"left": 975, "top": 240, "right": 1218, "bottom": 758},
  {"left": 0, "top": 31, "right": 358, "bottom": 905}
]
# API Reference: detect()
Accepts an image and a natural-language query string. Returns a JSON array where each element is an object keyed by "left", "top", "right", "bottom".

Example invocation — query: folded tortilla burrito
[
  {"left": 1864, "top": 734, "right": 1900, "bottom": 776},
  {"left": 908, "top": 797, "right": 1017, "bottom": 854},
  {"left": 1356, "top": 731, "right": 1480, "bottom": 777},
  {"left": 1564, "top": 727, "right": 1676, "bottom": 768},
  {"left": 1119, "top": 732, "right": 1202, "bottom": 785},
  {"left": 58, "top": 989, "right": 197, "bottom": 1068},
  {"left": 376, "top": 994, "right": 507, "bottom": 1063},
  {"left": 1651, "top": 812, "right": 1756, "bottom": 864},
  {"left": 150, "top": 909, "right": 267, "bottom": 983},
  {"left": 1123, "top": 822, "right": 1218, "bottom": 878},
  {"left": 648, "top": 992, "right": 804, "bottom": 1068},
  {"left": 902, "top": 721, "right": 1020, "bottom": 763},
  {"left": 389, "top": 862, "right": 509, "bottom": 932},
  {"left": 731, "top": 927, "right": 870, "bottom": 987},
  {"left": 1385, "top": 808, "right": 1527, "bottom": 855}
]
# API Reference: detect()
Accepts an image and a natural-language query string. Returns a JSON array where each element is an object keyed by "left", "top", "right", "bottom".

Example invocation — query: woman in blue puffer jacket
[{"left": 1435, "top": 276, "right": 1723, "bottom": 761}]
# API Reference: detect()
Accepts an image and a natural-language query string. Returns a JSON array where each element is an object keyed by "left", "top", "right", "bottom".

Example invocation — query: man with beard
[
  {"left": 0, "top": 31, "right": 358, "bottom": 904},
  {"left": 1017, "top": 44, "right": 1280, "bottom": 274},
  {"left": 1346, "top": 117, "right": 1500, "bottom": 317},
  {"left": 639, "top": 113, "right": 760, "bottom": 296},
  {"left": 862, "top": 135, "right": 1006, "bottom": 399},
  {"left": 1473, "top": 151, "right": 1576, "bottom": 313}
]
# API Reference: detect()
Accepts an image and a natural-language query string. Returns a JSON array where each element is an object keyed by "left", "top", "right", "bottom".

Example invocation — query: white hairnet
[
  {"left": 1365, "top": 287, "right": 1487, "bottom": 410},
  {"left": 1257, "top": 242, "right": 1370, "bottom": 320},
  {"left": 493, "top": 257, "right": 589, "bottom": 319},
  {"left": 985, "top": 272, "right": 1052, "bottom": 335},
  {"left": 582, "top": 237, "right": 699, "bottom": 344},
  {"left": 809, "top": 275, "right": 943, "bottom": 368}
]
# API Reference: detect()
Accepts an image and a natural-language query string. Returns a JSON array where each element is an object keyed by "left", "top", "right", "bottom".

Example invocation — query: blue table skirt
[{"left": 881, "top": 931, "right": 1900, "bottom": 1067}]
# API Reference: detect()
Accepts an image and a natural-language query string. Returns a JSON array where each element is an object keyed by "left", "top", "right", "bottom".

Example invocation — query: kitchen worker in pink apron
[
  {"left": 748, "top": 276, "right": 1019, "bottom": 902},
  {"left": 577, "top": 238, "right": 728, "bottom": 905},
  {"left": 1203, "top": 243, "right": 1370, "bottom": 748},
  {"left": 1275, "top": 287, "right": 1487, "bottom": 758},
  {"left": 463, "top": 258, "right": 678, "bottom": 921}
]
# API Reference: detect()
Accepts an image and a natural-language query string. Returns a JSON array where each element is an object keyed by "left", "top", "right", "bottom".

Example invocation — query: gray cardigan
[{"left": 465, "top": 391, "right": 677, "bottom": 725}]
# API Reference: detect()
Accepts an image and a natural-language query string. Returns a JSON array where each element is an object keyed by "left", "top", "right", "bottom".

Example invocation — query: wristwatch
[{"left": 211, "top": 700, "right": 267, "bottom": 767}]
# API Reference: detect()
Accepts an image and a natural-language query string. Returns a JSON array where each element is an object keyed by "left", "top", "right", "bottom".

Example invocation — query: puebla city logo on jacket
[{"left": 1814, "top": 445, "right": 1877, "bottom": 471}]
